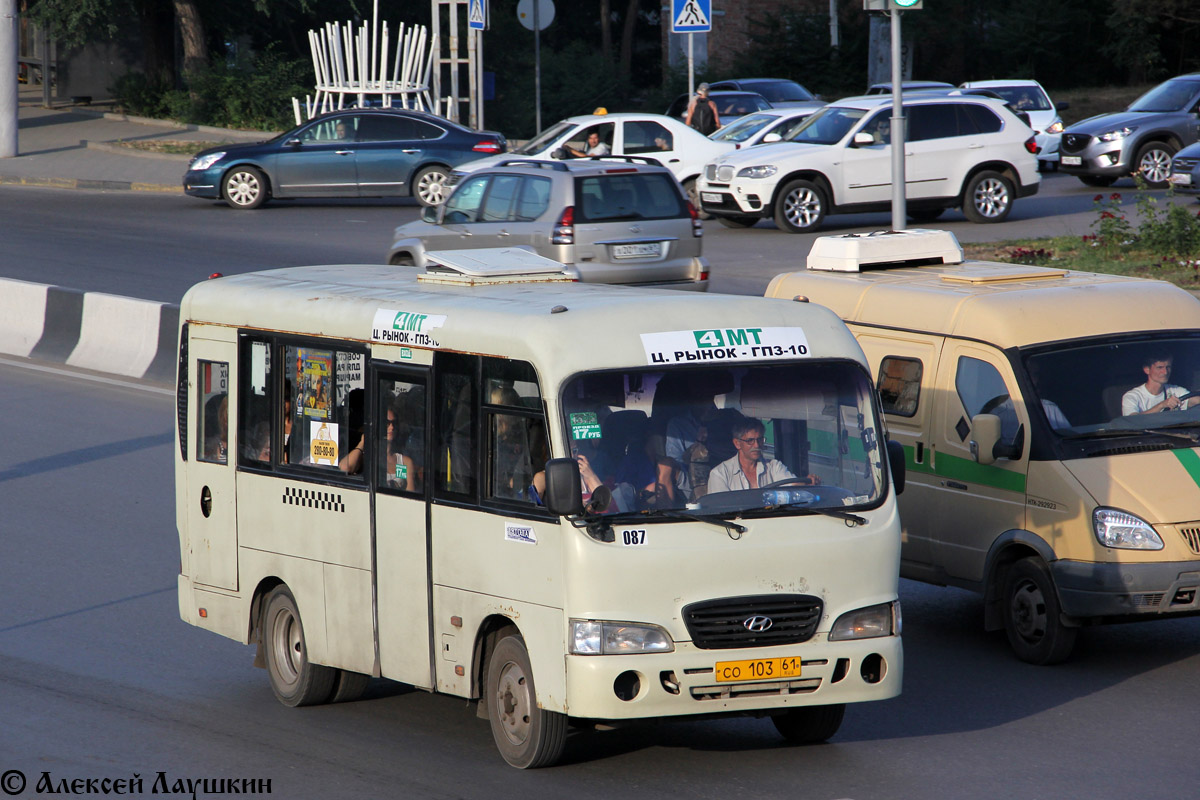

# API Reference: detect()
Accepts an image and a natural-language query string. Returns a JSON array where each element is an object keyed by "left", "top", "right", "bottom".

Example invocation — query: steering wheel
[
  {"left": 1178, "top": 391, "right": 1199, "bottom": 402},
  {"left": 763, "top": 476, "right": 819, "bottom": 489},
  {"left": 980, "top": 394, "right": 1010, "bottom": 415}
]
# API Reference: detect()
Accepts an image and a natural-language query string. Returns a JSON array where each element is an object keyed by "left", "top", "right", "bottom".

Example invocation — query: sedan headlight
[
  {"left": 1046, "top": 120, "right": 1064, "bottom": 135},
  {"left": 829, "top": 601, "right": 900, "bottom": 641},
  {"left": 1093, "top": 507, "right": 1163, "bottom": 550},
  {"left": 737, "top": 165, "right": 777, "bottom": 179},
  {"left": 1098, "top": 126, "right": 1137, "bottom": 142},
  {"left": 189, "top": 152, "right": 226, "bottom": 171},
  {"left": 570, "top": 619, "right": 674, "bottom": 655}
]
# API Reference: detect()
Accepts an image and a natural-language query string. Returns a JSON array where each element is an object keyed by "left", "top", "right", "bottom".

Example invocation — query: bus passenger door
[
  {"left": 372, "top": 366, "right": 434, "bottom": 689},
  {"left": 186, "top": 334, "right": 239, "bottom": 591}
]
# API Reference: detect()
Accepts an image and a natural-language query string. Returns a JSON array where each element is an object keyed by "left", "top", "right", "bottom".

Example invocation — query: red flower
[
  {"left": 1094, "top": 195, "right": 1103, "bottom": 202},
  {"left": 1110, "top": 193, "right": 1121, "bottom": 201}
]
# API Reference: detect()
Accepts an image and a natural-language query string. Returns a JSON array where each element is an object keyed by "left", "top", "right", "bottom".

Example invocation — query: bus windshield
[{"left": 559, "top": 361, "right": 885, "bottom": 517}]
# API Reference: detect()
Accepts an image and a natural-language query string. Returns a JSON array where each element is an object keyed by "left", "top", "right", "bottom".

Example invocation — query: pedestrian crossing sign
[
  {"left": 468, "top": 0, "right": 487, "bottom": 30},
  {"left": 671, "top": 0, "right": 711, "bottom": 33}
]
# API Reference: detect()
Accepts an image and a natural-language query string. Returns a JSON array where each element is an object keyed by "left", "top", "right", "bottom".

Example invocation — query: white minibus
[{"left": 175, "top": 251, "right": 905, "bottom": 767}]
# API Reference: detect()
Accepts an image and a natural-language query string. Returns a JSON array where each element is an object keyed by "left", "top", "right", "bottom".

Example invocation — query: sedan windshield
[
  {"left": 512, "top": 120, "right": 575, "bottom": 155},
  {"left": 710, "top": 113, "right": 778, "bottom": 143},
  {"left": 744, "top": 81, "right": 816, "bottom": 103},
  {"left": 785, "top": 106, "right": 867, "bottom": 145},
  {"left": 981, "top": 85, "right": 1052, "bottom": 112},
  {"left": 559, "top": 361, "right": 886, "bottom": 517},
  {"left": 1023, "top": 332, "right": 1200, "bottom": 442},
  {"left": 1128, "top": 79, "right": 1200, "bottom": 113}
]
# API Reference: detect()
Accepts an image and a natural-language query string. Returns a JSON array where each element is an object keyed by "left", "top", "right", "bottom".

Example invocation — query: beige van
[{"left": 767, "top": 229, "right": 1200, "bottom": 664}]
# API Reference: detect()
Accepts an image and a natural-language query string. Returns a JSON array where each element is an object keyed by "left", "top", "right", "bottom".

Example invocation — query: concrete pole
[
  {"left": 889, "top": 8, "right": 906, "bottom": 231},
  {"left": 0, "top": 0, "right": 18, "bottom": 158}
]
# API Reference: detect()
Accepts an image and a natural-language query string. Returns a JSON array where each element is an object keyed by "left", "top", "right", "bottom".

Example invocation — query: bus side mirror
[
  {"left": 970, "top": 414, "right": 1001, "bottom": 465},
  {"left": 544, "top": 457, "right": 583, "bottom": 516},
  {"left": 886, "top": 439, "right": 905, "bottom": 494}
]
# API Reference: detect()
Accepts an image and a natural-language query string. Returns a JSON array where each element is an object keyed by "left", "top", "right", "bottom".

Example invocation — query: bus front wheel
[
  {"left": 485, "top": 634, "right": 568, "bottom": 768},
  {"left": 262, "top": 585, "right": 336, "bottom": 707},
  {"left": 771, "top": 703, "right": 845, "bottom": 743}
]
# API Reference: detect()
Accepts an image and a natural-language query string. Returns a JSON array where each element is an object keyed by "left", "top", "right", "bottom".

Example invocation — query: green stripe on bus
[
  {"left": 1173, "top": 449, "right": 1200, "bottom": 488},
  {"left": 903, "top": 445, "right": 1026, "bottom": 494}
]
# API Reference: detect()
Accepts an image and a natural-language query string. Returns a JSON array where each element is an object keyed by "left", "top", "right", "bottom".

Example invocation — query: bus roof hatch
[
  {"left": 419, "top": 248, "right": 575, "bottom": 285},
  {"left": 807, "top": 229, "right": 964, "bottom": 272}
]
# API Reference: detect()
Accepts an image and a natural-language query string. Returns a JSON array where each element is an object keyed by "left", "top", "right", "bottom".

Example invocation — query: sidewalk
[{"left": 0, "top": 87, "right": 274, "bottom": 192}]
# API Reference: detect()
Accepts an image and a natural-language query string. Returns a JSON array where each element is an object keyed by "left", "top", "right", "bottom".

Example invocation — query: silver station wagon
[{"left": 386, "top": 157, "right": 709, "bottom": 290}]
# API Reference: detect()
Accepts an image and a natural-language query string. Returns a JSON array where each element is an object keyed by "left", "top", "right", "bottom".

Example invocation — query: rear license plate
[
  {"left": 612, "top": 242, "right": 661, "bottom": 259},
  {"left": 1169, "top": 172, "right": 1193, "bottom": 186},
  {"left": 715, "top": 656, "right": 803, "bottom": 683},
  {"left": 701, "top": 192, "right": 721, "bottom": 203},
  {"left": 1061, "top": 155, "right": 1082, "bottom": 166}
]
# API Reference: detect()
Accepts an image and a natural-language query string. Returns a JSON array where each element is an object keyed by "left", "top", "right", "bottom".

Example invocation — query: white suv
[{"left": 698, "top": 94, "right": 1040, "bottom": 232}]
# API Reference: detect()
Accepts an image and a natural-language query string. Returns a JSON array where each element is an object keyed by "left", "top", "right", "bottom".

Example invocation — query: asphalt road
[
  {"left": 3, "top": 359, "right": 1200, "bottom": 800},
  {"left": 1, "top": 171, "right": 1180, "bottom": 304}
]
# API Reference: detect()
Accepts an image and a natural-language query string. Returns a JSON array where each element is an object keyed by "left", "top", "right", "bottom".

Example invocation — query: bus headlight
[
  {"left": 829, "top": 601, "right": 900, "bottom": 641},
  {"left": 570, "top": 620, "right": 675, "bottom": 655},
  {"left": 1093, "top": 507, "right": 1163, "bottom": 550}
]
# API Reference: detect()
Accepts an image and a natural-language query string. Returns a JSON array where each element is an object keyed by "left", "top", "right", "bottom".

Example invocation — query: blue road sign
[
  {"left": 468, "top": 0, "right": 487, "bottom": 31},
  {"left": 671, "top": 0, "right": 711, "bottom": 33}
]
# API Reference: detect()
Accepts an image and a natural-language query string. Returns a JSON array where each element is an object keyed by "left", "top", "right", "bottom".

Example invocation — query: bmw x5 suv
[{"left": 1059, "top": 74, "right": 1200, "bottom": 188}]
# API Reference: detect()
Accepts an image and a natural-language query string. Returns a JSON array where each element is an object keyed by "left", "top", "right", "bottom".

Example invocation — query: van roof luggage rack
[{"left": 806, "top": 229, "right": 964, "bottom": 272}]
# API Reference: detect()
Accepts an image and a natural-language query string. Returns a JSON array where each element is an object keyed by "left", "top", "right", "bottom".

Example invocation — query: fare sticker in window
[
  {"left": 371, "top": 308, "right": 446, "bottom": 348},
  {"left": 640, "top": 327, "right": 811, "bottom": 365},
  {"left": 395, "top": 463, "right": 408, "bottom": 481},
  {"left": 311, "top": 421, "right": 339, "bottom": 465},
  {"left": 570, "top": 411, "right": 602, "bottom": 440}
]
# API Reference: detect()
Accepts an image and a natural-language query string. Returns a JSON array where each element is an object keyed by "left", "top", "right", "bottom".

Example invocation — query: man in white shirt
[
  {"left": 708, "top": 418, "right": 815, "bottom": 493},
  {"left": 566, "top": 130, "right": 610, "bottom": 158},
  {"left": 1122, "top": 355, "right": 1195, "bottom": 415}
]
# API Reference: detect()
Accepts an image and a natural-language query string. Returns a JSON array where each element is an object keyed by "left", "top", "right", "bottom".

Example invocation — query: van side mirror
[
  {"left": 544, "top": 458, "right": 583, "bottom": 516},
  {"left": 970, "top": 414, "right": 1001, "bottom": 465},
  {"left": 886, "top": 439, "right": 905, "bottom": 494}
]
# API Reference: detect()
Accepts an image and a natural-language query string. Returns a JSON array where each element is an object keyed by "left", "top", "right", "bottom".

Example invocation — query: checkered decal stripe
[{"left": 282, "top": 486, "right": 346, "bottom": 513}]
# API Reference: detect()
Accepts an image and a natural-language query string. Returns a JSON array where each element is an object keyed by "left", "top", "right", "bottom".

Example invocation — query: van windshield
[
  {"left": 1023, "top": 332, "right": 1200, "bottom": 442},
  {"left": 559, "top": 361, "right": 886, "bottom": 517}
]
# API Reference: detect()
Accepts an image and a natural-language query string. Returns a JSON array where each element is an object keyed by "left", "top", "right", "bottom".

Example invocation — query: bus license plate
[
  {"left": 612, "top": 243, "right": 661, "bottom": 259},
  {"left": 1060, "top": 156, "right": 1082, "bottom": 166},
  {"left": 715, "top": 656, "right": 802, "bottom": 683}
]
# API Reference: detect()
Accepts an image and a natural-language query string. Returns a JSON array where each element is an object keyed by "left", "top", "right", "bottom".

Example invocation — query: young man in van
[{"left": 1122, "top": 354, "right": 1196, "bottom": 414}]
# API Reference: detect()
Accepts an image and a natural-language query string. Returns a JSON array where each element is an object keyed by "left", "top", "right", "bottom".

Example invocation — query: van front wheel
[
  {"left": 486, "top": 634, "right": 568, "bottom": 768},
  {"left": 1002, "top": 557, "right": 1077, "bottom": 665}
]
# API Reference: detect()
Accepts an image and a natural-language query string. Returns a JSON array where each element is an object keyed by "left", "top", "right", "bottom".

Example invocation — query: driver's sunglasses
[{"left": 737, "top": 436, "right": 766, "bottom": 445}]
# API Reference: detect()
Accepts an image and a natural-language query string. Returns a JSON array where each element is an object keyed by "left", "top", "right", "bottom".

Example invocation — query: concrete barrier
[{"left": 0, "top": 277, "right": 178, "bottom": 385}]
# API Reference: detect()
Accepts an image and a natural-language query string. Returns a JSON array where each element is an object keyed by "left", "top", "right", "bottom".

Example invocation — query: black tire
[
  {"left": 908, "top": 207, "right": 945, "bottom": 223},
  {"left": 388, "top": 253, "right": 416, "bottom": 267},
  {"left": 329, "top": 669, "right": 371, "bottom": 703},
  {"left": 486, "top": 634, "right": 568, "bottom": 769},
  {"left": 771, "top": 704, "right": 846, "bottom": 744},
  {"left": 413, "top": 165, "right": 450, "bottom": 207},
  {"left": 716, "top": 215, "right": 759, "bottom": 229},
  {"left": 683, "top": 179, "right": 711, "bottom": 220},
  {"left": 1134, "top": 141, "right": 1177, "bottom": 188},
  {"left": 261, "top": 585, "right": 336, "bottom": 707},
  {"left": 773, "top": 179, "right": 826, "bottom": 233},
  {"left": 1002, "top": 557, "right": 1078, "bottom": 665},
  {"left": 1078, "top": 175, "right": 1116, "bottom": 188},
  {"left": 222, "top": 166, "right": 269, "bottom": 209},
  {"left": 962, "top": 170, "right": 1014, "bottom": 223}
]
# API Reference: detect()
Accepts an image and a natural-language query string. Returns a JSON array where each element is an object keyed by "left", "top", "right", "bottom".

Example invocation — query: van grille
[
  {"left": 682, "top": 594, "right": 823, "bottom": 650},
  {"left": 1179, "top": 524, "right": 1200, "bottom": 555}
]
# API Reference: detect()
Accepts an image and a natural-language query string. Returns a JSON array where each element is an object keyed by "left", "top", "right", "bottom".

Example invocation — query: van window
[
  {"left": 877, "top": 356, "right": 922, "bottom": 416},
  {"left": 955, "top": 356, "right": 1019, "bottom": 445},
  {"left": 198, "top": 360, "right": 229, "bottom": 464}
]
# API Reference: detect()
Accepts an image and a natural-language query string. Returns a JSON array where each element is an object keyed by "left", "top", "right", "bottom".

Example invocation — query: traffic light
[{"left": 864, "top": 0, "right": 924, "bottom": 9}]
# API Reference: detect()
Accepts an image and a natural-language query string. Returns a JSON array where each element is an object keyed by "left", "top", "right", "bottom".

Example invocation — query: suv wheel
[
  {"left": 1135, "top": 141, "right": 1177, "bottom": 188},
  {"left": 962, "top": 171, "right": 1014, "bottom": 223},
  {"left": 774, "top": 179, "right": 826, "bottom": 233}
]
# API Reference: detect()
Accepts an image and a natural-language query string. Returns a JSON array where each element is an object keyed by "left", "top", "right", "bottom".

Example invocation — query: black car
[
  {"left": 709, "top": 78, "right": 824, "bottom": 114},
  {"left": 183, "top": 108, "right": 507, "bottom": 209}
]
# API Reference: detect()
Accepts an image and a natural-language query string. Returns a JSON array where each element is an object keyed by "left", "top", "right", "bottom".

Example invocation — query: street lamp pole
[{"left": 0, "top": 0, "right": 18, "bottom": 158}]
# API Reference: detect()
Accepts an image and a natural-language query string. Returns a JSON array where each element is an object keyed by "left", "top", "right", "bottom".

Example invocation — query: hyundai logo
[{"left": 743, "top": 615, "right": 773, "bottom": 632}]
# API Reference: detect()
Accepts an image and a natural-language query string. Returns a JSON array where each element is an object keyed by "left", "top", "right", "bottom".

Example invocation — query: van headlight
[
  {"left": 189, "top": 152, "right": 226, "bottom": 171},
  {"left": 829, "top": 601, "right": 900, "bottom": 641},
  {"left": 570, "top": 620, "right": 674, "bottom": 655},
  {"left": 737, "top": 165, "right": 777, "bottom": 179},
  {"left": 1092, "top": 507, "right": 1163, "bottom": 550}
]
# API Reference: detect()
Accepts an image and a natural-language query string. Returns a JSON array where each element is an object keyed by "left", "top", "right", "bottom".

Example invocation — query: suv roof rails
[
  {"left": 493, "top": 159, "right": 570, "bottom": 171},
  {"left": 579, "top": 155, "right": 664, "bottom": 167}
]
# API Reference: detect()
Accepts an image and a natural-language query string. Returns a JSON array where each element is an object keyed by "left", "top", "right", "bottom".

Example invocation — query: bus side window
[
  {"left": 436, "top": 354, "right": 477, "bottom": 497},
  {"left": 239, "top": 340, "right": 272, "bottom": 465},
  {"left": 197, "top": 360, "right": 229, "bottom": 464},
  {"left": 483, "top": 358, "right": 547, "bottom": 505},
  {"left": 379, "top": 377, "right": 425, "bottom": 493},
  {"left": 282, "top": 344, "right": 366, "bottom": 472}
]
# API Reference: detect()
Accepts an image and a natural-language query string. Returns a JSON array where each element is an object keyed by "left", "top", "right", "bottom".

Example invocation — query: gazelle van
[
  {"left": 175, "top": 248, "right": 905, "bottom": 768},
  {"left": 766, "top": 229, "right": 1200, "bottom": 664}
]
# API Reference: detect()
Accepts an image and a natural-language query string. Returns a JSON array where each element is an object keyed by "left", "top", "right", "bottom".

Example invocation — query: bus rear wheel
[
  {"left": 262, "top": 585, "right": 336, "bottom": 707},
  {"left": 486, "top": 634, "right": 568, "bottom": 768}
]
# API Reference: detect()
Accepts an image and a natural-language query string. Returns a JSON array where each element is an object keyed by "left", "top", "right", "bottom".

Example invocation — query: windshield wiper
[
  {"left": 775, "top": 503, "right": 867, "bottom": 526},
  {"left": 622, "top": 507, "right": 747, "bottom": 536}
]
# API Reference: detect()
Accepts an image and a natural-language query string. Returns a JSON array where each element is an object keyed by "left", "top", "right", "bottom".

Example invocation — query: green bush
[{"left": 1134, "top": 187, "right": 1200, "bottom": 260}]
